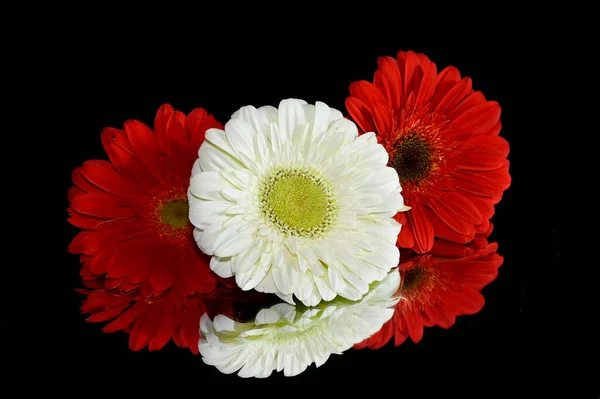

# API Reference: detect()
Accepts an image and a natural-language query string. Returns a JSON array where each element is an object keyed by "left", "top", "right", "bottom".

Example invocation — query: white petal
[
  {"left": 224, "top": 119, "right": 257, "bottom": 162},
  {"left": 204, "top": 129, "right": 242, "bottom": 163},
  {"left": 236, "top": 250, "right": 272, "bottom": 291},
  {"left": 231, "top": 105, "right": 270, "bottom": 133},
  {"left": 198, "top": 144, "right": 243, "bottom": 172},
  {"left": 188, "top": 200, "right": 230, "bottom": 230},
  {"left": 188, "top": 171, "right": 228, "bottom": 201},
  {"left": 213, "top": 315, "right": 236, "bottom": 332},
  {"left": 209, "top": 256, "right": 234, "bottom": 278},
  {"left": 256, "top": 105, "right": 278, "bottom": 124},
  {"left": 213, "top": 234, "right": 254, "bottom": 258},
  {"left": 255, "top": 308, "right": 283, "bottom": 325},
  {"left": 277, "top": 98, "right": 306, "bottom": 142}
]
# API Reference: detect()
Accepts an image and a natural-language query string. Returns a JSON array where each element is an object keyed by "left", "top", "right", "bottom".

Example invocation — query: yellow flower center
[{"left": 260, "top": 167, "right": 338, "bottom": 238}]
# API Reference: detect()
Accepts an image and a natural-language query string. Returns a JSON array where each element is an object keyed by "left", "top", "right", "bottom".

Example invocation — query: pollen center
[
  {"left": 161, "top": 199, "right": 190, "bottom": 228},
  {"left": 401, "top": 266, "right": 426, "bottom": 293},
  {"left": 390, "top": 137, "right": 432, "bottom": 184},
  {"left": 260, "top": 168, "right": 338, "bottom": 238}
]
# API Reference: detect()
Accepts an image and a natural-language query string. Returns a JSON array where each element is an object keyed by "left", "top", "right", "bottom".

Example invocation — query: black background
[{"left": 31, "top": 18, "right": 553, "bottom": 392}]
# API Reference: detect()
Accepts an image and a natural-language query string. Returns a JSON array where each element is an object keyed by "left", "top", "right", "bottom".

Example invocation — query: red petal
[
  {"left": 451, "top": 101, "right": 501, "bottom": 136},
  {"left": 171, "top": 304, "right": 185, "bottom": 348},
  {"left": 431, "top": 239, "right": 474, "bottom": 258},
  {"left": 475, "top": 219, "right": 492, "bottom": 236},
  {"left": 345, "top": 97, "right": 375, "bottom": 134},
  {"left": 148, "top": 296, "right": 176, "bottom": 351},
  {"left": 392, "top": 309, "right": 410, "bottom": 346},
  {"left": 102, "top": 302, "right": 143, "bottom": 333},
  {"left": 129, "top": 302, "right": 164, "bottom": 351},
  {"left": 103, "top": 278, "right": 127, "bottom": 291},
  {"left": 68, "top": 231, "right": 88, "bottom": 254},
  {"left": 438, "top": 191, "right": 483, "bottom": 224},
  {"left": 431, "top": 66, "right": 461, "bottom": 108},
  {"left": 149, "top": 253, "right": 178, "bottom": 293},
  {"left": 447, "top": 91, "right": 486, "bottom": 122},
  {"left": 424, "top": 206, "right": 474, "bottom": 244},
  {"left": 165, "top": 110, "right": 190, "bottom": 177},
  {"left": 458, "top": 134, "right": 510, "bottom": 157},
  {"left": 397, "top": 219, "right": 415, "bottom": 249},
  {"left": 101, "top": 127, "right": 156, "bottom": 188},
  {"left": 178, "top": 252, "right": 217, "bottom": 295},
  {"left": 415, "top": 59, "right": 437, "bottom": 106},
  {"left": 461, "top": 192, "right": 496, "bottom": 220},
  {"left": 187, "top": 108, "right": 223, "bottom": 158},
  {"left": 407, "top": 205, "right": 434, "bottom": 253},
  {"left": 125, "top": 120, "right": 164, "bottom": 181},
  {"left": 394, "top": 212, "right": 407, "bottom": 225},
  {"left": 456, "top": 151, "right": 507, "bottom": 171},
  {"left": 377, "top": 56, "right": 403, "bottom": 109},
  {"left": 443, "top": 260, "right": 500, "bottom": 290},
  {"left": 488, "top": 119, "right": 502, "bottom": 136},
  {"left": 426, "top": 301, "right": 455, "bottom": 329},
  {"left": 70, "top": 192, "right": 135, "bottom": 219},
  {"left": 67, "top": 209, "right": 105, "bottom": 230},
  {"left": 348, "top": 80, "right": 388, "bottom": 111},
  {"left": 80, "top": 160, "right": 141, "bottom": 198},
  {"left": 455, "top": 167, "right": 511, "bottom": 196},
  {"left": 434, "top": 77, "right": 473, "bottom": 114},
  {"left": 372, "top": 103, "right": 394, "bottom": 135},
  {"left": 444, "top": 287, "right": 485, "bottom": 315},
  {"left": 72, "top": 167, "right": 97, "bottom": 193},
  {"left": 87, "top": 303, "right": 131, "bottom": 323},
  {"left": 397, "top": 51, "right": 420, "bottom": 96},
  {"left": 181, "top": 302, "right": 203, "bottom": 354},
  {"left": 154, "top": 104, "right": 175, "bottom": 155},
  {"left": 406, "top": 308, "right": 425, "bottom": 343},
  {"left": 96, "top": 218, "right": 153, "bottom": 242},
  {"left": 106, "top": 241, "right": 149, "bottom": 281},
  {"left": 68, "top": 187, "right": 85, "bottom": 201},
  {"left": 90, "top": 249, "right": 115, "bottom": 274},
  {"left": 373, "top": 70, "right": 394, "bottom": 109}
]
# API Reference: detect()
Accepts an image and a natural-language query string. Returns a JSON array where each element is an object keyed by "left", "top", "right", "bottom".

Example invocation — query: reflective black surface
[{"left": 41, "top": 27, "right": 548, "bottom": 392}]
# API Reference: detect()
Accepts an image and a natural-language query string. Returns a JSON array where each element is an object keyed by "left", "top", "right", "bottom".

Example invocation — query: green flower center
[
  {"left": 259, "top": 167, "right": 338, "bottom": 238},
  {"left": 161, "top": 199, "right": 190, "bottom": 228},
  {"left": 390, "top": 136, "right": 432, "bottom": 184}
]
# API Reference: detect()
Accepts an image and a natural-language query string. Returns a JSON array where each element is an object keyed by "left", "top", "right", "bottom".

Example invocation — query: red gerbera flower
[
  {"left": 354, "top": 229, "right": 503, "bottom": 349},
  {"left": 67, "top": 104, "right": 223, "bottom": 296},
  {"left": 76, "top": 257, "right": 269, "bottom": 353},
  {"left": 346, "top": 50, "right": 511, "bottom": 253},
  {"left": 76, "top": 282, "right": 238, "bottom": 354}
]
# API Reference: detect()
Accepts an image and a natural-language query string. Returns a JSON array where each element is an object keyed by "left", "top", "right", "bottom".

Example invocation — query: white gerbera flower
[
  {"left": 188, "top": 98, "right": 408, "bottom": 306},
  {"left": 199, "top": 269, "right": 400, "bottom": 378}
]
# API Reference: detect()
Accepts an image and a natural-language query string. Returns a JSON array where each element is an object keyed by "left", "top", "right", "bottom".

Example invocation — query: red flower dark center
[
  {"left": 161, "top": 199, "right": 189, "bottom": 228},
  {"left": 401, "top": 266, "right": 426, "bottom": 293},
  {"left": 390, "top": 136, "right": 432, "bottom": 184}
]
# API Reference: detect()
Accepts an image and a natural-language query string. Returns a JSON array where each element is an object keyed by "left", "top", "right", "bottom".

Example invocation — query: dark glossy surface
[{"left": 41, "top": 32, "right": 548, "bottom": 392}]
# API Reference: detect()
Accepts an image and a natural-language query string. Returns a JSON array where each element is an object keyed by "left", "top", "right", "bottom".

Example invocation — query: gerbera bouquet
[{"left": 67, "top": 51, "right": 509, "bottom": 378}]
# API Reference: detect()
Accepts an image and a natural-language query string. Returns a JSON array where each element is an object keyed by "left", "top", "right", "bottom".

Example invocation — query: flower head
[
  {"left": 199, "top": 269, "right": 400, "bottom": 378},
  {"left": 188, "top": 99, "right": 407, "bottom": 306},
  {"left": 355, "top": 231, "right": 503, "bottom": 349},
  {"left": 67, "top": 104, "right": 224, "bottom": 297},
  {"left": 77, "top": 282, "right": 237, "bottom": 353},
  {"left": 346, "top": 51, "right": 511, "bottom": 253}
]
